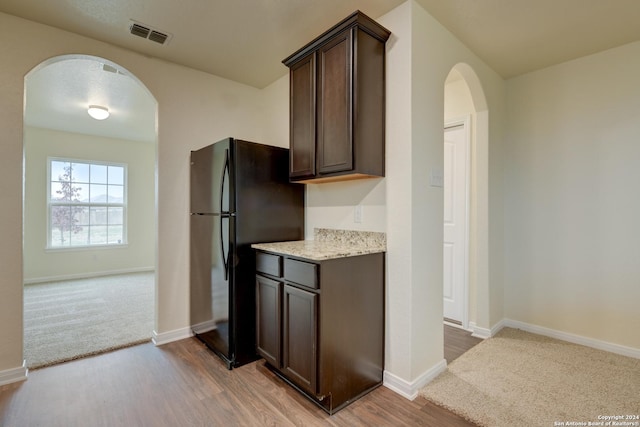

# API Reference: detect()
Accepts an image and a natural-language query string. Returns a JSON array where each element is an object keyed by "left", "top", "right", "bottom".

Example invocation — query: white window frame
[{"left": 47, "top": 157, "right": 128, "bottom": 250}]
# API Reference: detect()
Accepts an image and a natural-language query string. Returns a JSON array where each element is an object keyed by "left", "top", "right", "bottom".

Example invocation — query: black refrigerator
[{"left": 190, "top": 138, "right": 304, "bottom": 369}]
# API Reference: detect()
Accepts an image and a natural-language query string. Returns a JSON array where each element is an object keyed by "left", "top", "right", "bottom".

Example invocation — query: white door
[{"left": 443, "top": 121, "right": 469, "bottom": 325}]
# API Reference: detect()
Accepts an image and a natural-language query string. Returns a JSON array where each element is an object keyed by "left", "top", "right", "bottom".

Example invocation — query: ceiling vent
[
  {"left": 128, "top": 20, "right": 172, "bottom": 45},
  {"left": 130, "top": 23, "right": 150, "bottom": 38},
  {"left": 148, "top": 31, "right": 169, "bottom": 44}
]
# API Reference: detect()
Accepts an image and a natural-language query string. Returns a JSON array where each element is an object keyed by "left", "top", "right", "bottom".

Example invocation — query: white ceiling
[
  {"left": 1, "top": 0, "right": 405, "bottom": 89},
  {"left": 4, "top": 0, "right": 640, "bottom": 141},
  {"left": 417, "top": 0, "right": 640, "bottom": 79},
  {"left": 25, "top": 57, "right": 157, "bottom": 142}
]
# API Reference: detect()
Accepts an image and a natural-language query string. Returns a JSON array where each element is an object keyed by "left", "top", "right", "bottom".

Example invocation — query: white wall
[
  {"left": 305, "top": 179, "right": 387, "bottom": 236},
  {"left": 23, "top": 127, "right": 155, "bottom": 282},
  {"left": 0, "top": 11, "right": 264, "bottom": 372},
  {"left": 445, "top": 76, "right": 474, "bottom": 119},
  {"left": 504, "top": 41, "right": 640, "bottom": 349},
  {"left": 259, "top": 74, "right": 290, "bottom": 149},
  {"left": 378, "top": 1, "right": 506, "bottom": 390}
]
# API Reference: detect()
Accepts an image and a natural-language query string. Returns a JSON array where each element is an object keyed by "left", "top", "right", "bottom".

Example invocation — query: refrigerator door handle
[
  {"left": 220, "top": 149, "right": 230, "bottom": 214},
  {"left": 220, "top": 215, "right": 230, "bottom": 281},
  {"left": 219, "top": 148, "right": 231, "bottom": 280}
]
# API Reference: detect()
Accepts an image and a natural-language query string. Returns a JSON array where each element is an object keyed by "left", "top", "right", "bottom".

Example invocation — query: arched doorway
[
  {"left": 22, "top": 54, "right": 158, "bottom": 368},
  {"left": 442, "top": 63, "right": 490, "bottom": 361}
]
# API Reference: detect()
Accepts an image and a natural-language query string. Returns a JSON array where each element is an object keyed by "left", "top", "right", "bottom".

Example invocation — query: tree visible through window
[{"left": 48, "top": 159, "right": 127, "bottom": 248}]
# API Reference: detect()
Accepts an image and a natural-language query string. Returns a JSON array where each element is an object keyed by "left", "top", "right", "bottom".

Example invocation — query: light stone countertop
[{"left": 251, "top": 228, "right": 386, "bottom": 261}]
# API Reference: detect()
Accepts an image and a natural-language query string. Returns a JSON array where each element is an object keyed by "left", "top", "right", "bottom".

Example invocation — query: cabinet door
[
  {"left": 316, "top": 29, "right": 353, "bottom": 175},
  {"left": 256, "top": 275, "right": 282, "bottom": 368},
  {"left": 282, "top": 284, "right": 318, "bottom": 394},
  {"left": 289, "top": 53, "right": 316, "bottom": 180}
]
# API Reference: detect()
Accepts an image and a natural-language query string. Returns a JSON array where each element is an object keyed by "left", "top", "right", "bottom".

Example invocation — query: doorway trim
[{"left": 444, "top": 115, "right": 471, "bottom": 330}]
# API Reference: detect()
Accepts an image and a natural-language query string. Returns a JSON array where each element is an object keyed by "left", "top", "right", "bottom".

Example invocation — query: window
[{"left": 48, "top": 158, "right": 127, "bottom": 248}]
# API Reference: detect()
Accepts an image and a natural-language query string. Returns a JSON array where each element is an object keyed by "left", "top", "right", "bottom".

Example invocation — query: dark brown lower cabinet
[
  {"left": 255, "top": 250, "right": 384, "bottom": 414},
  {"left": 255, "top": 275, "right": 281, "bottom": 368},
  {"left": 282, "top": 284, "right": 317, "bottom": 394}
]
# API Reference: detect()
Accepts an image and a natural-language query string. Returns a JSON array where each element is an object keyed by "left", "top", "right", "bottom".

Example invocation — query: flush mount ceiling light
[{"left": 88, "top": 105, "right": 110, "bottom": 120}]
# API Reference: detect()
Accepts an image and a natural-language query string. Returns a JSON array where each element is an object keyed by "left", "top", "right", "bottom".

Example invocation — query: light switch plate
[
  {"left": 430, "top": 168, "right": 444, "bottom": 188},
  {"left": 354, "top": 205, "right": 363, "bottom": 223}
]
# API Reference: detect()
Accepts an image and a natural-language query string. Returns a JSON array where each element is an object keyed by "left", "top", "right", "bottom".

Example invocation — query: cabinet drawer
[
  {"left": 256, "top": 252, "right": 283, "bottom": 278},
  {"left": 284, "top": 258, "right": 318, "bottom": 289}
]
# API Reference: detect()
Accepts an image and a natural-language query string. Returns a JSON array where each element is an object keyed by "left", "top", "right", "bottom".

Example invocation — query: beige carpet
[
  {"left": 420, "top": 328, "right": 640, "bottom": 427},
  {"left": 24, "top": 272, "right": 154, "bottom": 369}
]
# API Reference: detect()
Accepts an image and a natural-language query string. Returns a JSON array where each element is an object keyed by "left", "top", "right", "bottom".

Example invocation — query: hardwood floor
[
  {"left": 444, "top": 324, "right": 483, "bottom": 364},
  {"left": 0, "top": 326, "right": 481, "bottom": 426}
]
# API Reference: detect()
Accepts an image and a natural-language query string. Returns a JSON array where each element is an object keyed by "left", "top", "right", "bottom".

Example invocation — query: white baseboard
[
  {"left": 152, "top": 327, "right": 193, "bottom": 346},
  {"left": 383, "top": 358, "right": 447, "bottom": 400},
  {"left": 0, "top": 360, "right": 28, "bottom": 387},
  {"left": 24, "top": 267, "right": 155, "bottom": 285},
  {"left": 469, "top": 321, "right": 489, "bottom": 339},
  {"left": 491, "top": 319, "right": 506, "bottom": 336},
  {"left": 469, "top": 321, "right": 491, "bottom": 339},
  {"left": 469, "top": 319, "right": 506, "bottom": 339},
  {"left": 191, "top": 320, "right": 217, "bottom": 334},
  {"left": 502, "top": 319, "right": 640, "bottom": 359}
]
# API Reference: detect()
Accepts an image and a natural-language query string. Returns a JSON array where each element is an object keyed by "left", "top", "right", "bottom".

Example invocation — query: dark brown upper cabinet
[{"left": 283, "top": 11, "right": 390, "bottom": 184}]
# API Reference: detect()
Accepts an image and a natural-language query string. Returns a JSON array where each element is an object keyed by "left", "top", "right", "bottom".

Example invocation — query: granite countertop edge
[{"left": 251, "top": 240, "right": 386, "bottom": 261}]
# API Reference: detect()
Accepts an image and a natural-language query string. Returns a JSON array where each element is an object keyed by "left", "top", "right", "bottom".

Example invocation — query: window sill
[{"left": 45, "top": 243, "right": 129, "bottom": 253}]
